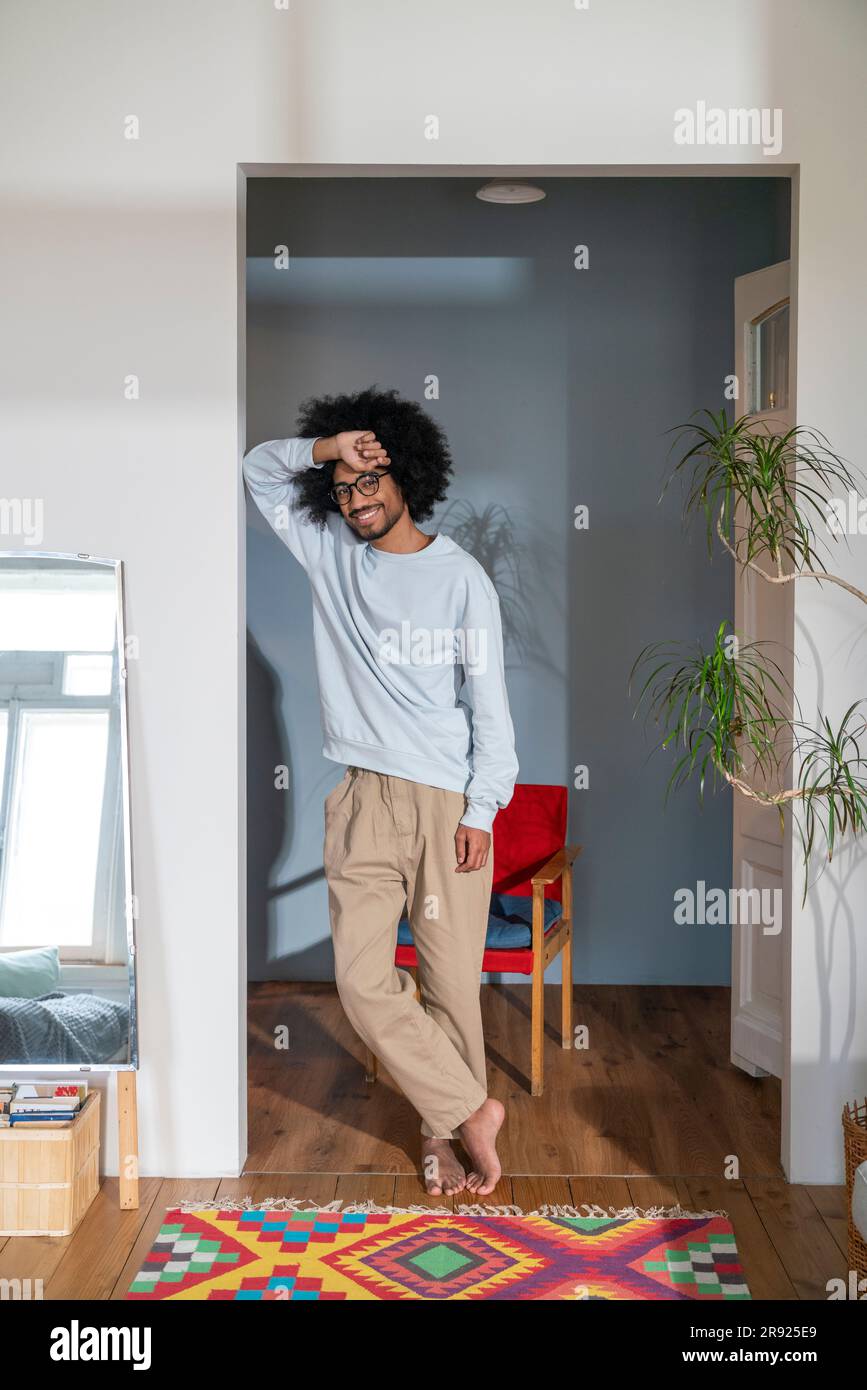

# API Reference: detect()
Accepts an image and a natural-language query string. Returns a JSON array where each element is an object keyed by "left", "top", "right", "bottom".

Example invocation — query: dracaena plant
[{"left": 631, "top": 410, "right": 867, "bottom": 902}]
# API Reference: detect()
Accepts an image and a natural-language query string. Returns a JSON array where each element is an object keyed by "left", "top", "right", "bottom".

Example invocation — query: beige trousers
[{"left": 323, "top": 766, "right": 493, "bottom": 1139}]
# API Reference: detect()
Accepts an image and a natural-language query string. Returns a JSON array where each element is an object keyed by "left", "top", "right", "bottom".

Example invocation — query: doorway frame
[{"left": 235, "top": 160, "right": 800, "bottom": 1178}]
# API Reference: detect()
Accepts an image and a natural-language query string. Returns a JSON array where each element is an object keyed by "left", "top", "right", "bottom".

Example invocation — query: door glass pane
[
  {"left": 1, "top": 709, "right": 110, "bottom": 948},
  {"left": 749, "top": 300, "right": 789, "bottom": 412}
]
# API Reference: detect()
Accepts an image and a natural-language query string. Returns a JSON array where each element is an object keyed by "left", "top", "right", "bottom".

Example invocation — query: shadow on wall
[
  {"left": 248, "top": 633, "right": 332, "bottom": 979},
  {"left": 247, "top": 633, "right": 292, "bottom": 970}
]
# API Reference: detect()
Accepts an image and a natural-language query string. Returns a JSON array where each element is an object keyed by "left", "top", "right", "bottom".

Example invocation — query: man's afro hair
[{"left": 291, "top": 385, "right": 453, "bottom": 526}]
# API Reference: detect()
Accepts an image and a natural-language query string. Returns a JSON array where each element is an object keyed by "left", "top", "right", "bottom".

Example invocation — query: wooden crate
[{"left": 0, "top": 1090, "right": 101, "bottom": 1236}]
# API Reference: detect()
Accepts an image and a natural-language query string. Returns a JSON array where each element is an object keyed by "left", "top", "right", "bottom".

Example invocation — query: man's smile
[{"left": 351, "top": 502, "right": 383, "bottom": 525}]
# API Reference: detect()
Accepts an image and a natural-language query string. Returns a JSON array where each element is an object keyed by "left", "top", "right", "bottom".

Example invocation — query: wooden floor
[
  {"left": 247, "top": 982, "right": 785, "bottom": 1176},
  {"left": 0, "top": 984, "right": 849, "bottom": 1299}
]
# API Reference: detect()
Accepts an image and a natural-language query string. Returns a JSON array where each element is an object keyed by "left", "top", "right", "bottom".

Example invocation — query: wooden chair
[{"left": 362, "top": 784, "right": 581, "bottom": 1097}]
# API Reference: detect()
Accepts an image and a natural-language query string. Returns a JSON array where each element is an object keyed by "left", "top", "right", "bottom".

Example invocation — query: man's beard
[{"left": 347, "top": 501, "right": 399, "bottom": 541}]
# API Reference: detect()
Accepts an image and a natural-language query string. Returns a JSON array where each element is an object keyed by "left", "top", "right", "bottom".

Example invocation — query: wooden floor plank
[
  {"left": 677, "top": 988, "right": 783, "bottom": 1178},
  {"left": 805, "top": 1184, "right": 849, "bottom": 1261},
  {"left": 0, "top": 1220, "right": 78, "bottom": 1293},
  {"left": 626, "top": 1175, "right": 694, "bottom": 1212},
  {"left": 558, "top": 986, "right": 659, "bottom": 1176},
  {"left": 42, "top": 1177, "right": 164, "bottom": 1301},
  {"left": 566, "top": 1176, "right": 633, "bottom": 1212},
  {"left": 335, "top": 1172, "right": 396, "bottom": 1206},
  {"left": 745, "top": 1176, "right": 848, "bottom": 1300},
  {"left": 511, "top": 1175, "right": 574, "bottom": 1210}
]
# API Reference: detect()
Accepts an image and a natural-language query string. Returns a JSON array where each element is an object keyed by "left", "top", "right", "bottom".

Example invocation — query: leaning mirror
[{"left": 0, "top": 553, "right": 137, "bottom": 1067}]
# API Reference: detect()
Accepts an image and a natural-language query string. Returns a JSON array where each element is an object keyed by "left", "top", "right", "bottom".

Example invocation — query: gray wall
[{"left": 245, "top": 176, "right": 790, "bottom": 985}]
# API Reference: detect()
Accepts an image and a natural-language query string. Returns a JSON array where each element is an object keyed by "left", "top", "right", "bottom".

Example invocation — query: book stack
[
  {"left": 0, "top": 1081, "right": 88, "bottom": 1128},
  {"left": 0, "top": 1084, "right": 13, "bottom": 1128}
]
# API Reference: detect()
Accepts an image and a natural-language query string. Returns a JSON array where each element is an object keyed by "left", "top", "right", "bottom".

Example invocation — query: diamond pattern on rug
[
  {"left": 322, "top": 1216, "right": 538, "bottom": 1298},
  {"left": 126, "top": 1209, "right": 750, "bottom": 1301}
]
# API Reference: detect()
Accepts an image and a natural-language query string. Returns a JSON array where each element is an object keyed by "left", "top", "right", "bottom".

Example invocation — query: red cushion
[
  {"left": 394, "top": 785, "right": 569, "bottom": 976},
  {"left": 491, "top": 784, "right": 567, "bottom": 903},
  {"left": 396, "top": 944, "right": 537, "bottom": 976}
]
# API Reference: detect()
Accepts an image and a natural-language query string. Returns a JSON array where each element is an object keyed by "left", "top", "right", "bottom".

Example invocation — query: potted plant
[{"left": 630, "top": 409, "right": 867, "bottom": 901}]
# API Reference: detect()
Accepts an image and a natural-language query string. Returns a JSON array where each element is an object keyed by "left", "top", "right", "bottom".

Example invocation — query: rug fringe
[{"left": 174, "top": 1196, "right": 728, "bottom": 1219}]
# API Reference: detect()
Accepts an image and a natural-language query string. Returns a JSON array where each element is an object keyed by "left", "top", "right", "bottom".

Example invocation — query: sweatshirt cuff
[
  {"left": 459, "top": 801, "right": 495, "bottom": 834},
  {"left": 302, "top": 437, "right": 321, "bottom": 469}
]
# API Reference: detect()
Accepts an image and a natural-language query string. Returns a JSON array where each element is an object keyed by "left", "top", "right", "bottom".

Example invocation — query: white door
[{"left": 730, "top": 260, "right": 793, "bottom": 1080}]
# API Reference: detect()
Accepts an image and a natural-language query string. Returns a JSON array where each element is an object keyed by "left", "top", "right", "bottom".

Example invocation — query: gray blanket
[{"left": 0, "top": 990, "right": 129, "bottom": 1064}]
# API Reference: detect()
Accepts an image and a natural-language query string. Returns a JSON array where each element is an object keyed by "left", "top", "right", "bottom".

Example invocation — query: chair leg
[
  {"left": 561, "top": 932, "right": 573, "bottom": 1048},
  {"left": 531, "top": 958, "right": 544, "bottom": 1096},
  {"left": 561, "top": 860, "right": 574, "bottom": 1048}
]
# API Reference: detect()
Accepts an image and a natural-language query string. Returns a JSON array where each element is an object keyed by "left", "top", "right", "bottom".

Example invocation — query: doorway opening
[{"left": 240, "top": 168, "right": 794, "bottom": 1205}]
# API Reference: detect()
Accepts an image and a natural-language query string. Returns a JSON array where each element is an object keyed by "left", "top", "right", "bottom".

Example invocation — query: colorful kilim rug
[{"left": 126, "top": 1205, "right": 750, "bottom": 1300}]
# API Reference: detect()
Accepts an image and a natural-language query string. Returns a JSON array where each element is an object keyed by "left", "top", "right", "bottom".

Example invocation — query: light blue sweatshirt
[{"left": 243, "top": 436, "right": 519, "bottom": 832}]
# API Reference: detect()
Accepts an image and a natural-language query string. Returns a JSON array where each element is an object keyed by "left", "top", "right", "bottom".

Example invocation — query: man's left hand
[{"left": 455, "top": 825, "right": 491, "bottom": 873}]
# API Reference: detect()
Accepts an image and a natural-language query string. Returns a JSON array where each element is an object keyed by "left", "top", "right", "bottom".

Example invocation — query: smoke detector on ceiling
[{"left": 475, "top": 180, "right": 546, "bottom": 205}]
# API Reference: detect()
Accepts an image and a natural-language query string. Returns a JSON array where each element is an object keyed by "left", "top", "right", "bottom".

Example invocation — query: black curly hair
[{"left": 292, "top": 386, "right": 453, "bottom": 526}]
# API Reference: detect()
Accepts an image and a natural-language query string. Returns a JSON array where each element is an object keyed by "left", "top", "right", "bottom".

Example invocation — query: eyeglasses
[{"left": 329, "top": 467, "right": 392, "bottom": 507}]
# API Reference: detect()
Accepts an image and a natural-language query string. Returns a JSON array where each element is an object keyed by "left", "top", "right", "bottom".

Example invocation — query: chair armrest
[{"left": 531, "top": 845, "right": 582, "bottom": 887}]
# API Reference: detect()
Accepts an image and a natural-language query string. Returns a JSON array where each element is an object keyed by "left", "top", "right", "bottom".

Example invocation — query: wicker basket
[
  {"left": 0, "top": 1090, "right": 100, "bottom": 1236},
  {"left": 843, "top": 1097, "right": 867, "bottom": 1281}
]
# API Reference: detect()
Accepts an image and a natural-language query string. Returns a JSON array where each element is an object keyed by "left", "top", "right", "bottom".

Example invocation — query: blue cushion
[
  {"left": 0, "top": 945, "right": 61, "bottom": 999},
  {"left": 397, "top": 892, "right": 562, "bottom": 951}
]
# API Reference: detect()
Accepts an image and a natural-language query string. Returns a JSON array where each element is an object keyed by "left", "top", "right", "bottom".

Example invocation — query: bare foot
[
  {"left": 458, "top": 1098, "right": 505, "bottom": 1196},
  {"left": 421, "top": 1137, "right": 467, "bottom": 1196}
]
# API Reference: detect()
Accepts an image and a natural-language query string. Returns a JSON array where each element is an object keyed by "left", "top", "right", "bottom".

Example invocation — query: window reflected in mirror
[{"left": 0, "top": 555, "right": 136, "bottom": 1067}]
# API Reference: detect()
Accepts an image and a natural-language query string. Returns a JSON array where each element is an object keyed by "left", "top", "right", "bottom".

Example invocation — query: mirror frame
[{"left": 0, "top": 550, "right": 138, "bottom": 1072}]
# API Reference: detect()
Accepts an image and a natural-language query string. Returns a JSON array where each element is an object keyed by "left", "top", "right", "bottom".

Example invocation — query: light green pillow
[{"left": 0, "top": 946, "right": 61, "bottom": 999}]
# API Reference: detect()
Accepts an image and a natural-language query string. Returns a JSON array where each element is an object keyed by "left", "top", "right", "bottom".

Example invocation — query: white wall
[{"left": 1, "top": 0, "right": 864, "bottom": 1180}]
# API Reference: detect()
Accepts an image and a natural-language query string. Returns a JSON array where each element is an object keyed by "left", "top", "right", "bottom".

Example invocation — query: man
[{"left": 243, "top": 386, "right": 519, "bottom": 1196}]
